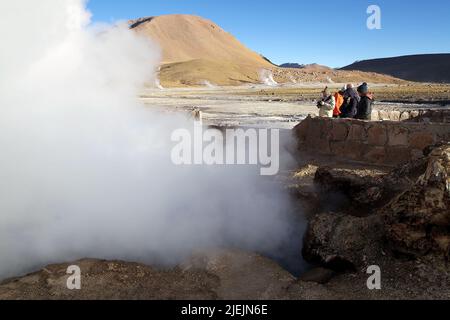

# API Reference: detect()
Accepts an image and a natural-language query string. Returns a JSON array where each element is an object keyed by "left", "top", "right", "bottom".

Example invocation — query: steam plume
[
  {"left": 259, "top": 69, "right": 278, "bottom": 86},
  {"left": 0, "top": 0, "right": 301, "bottom": 280}
]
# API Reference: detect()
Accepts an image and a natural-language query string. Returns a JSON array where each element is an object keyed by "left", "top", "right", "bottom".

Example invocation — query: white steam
[
  {"left": 259, "top": 69, "right": 278, "bottom": 86},
  {"left": 200, "top": 80, "right": 217, "bottom": 89},
  {"left": 155, "top": 66, "right": 164, "bottom": 89},
  {"left": 0, "top": 0, "right": 301, "bottom": 280}
]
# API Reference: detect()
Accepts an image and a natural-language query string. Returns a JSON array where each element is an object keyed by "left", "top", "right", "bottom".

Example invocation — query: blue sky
[{"left": 87, "top": 0, "right": 450, "bottom": 68}]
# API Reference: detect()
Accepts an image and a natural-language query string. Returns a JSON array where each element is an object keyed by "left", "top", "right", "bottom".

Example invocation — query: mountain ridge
[{"left": 341, "top": 54, "right": 450, "bottom": 83}]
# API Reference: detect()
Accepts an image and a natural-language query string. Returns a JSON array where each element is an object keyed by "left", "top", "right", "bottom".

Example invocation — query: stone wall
[
  {"left": 371, "top": 109, "right": 450, "bottom": 123},
  {"left": 294, "top": 116, "right": 450, "bottom": 166}
]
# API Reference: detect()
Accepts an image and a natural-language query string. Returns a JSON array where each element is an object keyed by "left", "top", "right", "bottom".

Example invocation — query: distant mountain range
[
  {"left": 341, "top": 54, "right": 450, "bottom": 83},
  {"left": 279, "top": 63, "right": 332, "bottom": 71},
  {"left": 279, "top": 63, "right": 305, "bottom": 69}
]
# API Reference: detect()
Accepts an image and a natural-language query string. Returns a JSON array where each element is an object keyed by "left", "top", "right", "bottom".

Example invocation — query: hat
[{"left": 357, "top": 82, "right": 369, "bottom": 94}]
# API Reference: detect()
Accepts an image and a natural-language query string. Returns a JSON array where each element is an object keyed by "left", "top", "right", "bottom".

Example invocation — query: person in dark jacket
[
  {"left": 355, "top": 82, "right": 374, "bottom": 120},
  {"left": 340, "top": 84, "right": 360, "bottom": 118}
]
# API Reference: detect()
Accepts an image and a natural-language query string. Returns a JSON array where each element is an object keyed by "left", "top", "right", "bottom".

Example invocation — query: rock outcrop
[
  {"left": 303, "top": 143, "right": 450, "bottom": 271},
  {"left": 383, "top": 144, "right": 450, "bottom": 257},
  {"left": 314, "top": 167, "right": 386, "bottom": 214},
  {"left": 313, "top": 155, "right": 430, "bottom": 214},
  {"left": 302, "top": 213, "right": 384, "bottom": 271}
]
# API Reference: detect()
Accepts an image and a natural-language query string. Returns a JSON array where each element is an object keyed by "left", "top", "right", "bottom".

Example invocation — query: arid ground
[{"left": 140, "top": 83, "right": 450, "bottom": 128}]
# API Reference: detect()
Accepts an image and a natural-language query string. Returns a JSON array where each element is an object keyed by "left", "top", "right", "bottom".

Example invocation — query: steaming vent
[
  {"left": 0, "top": 0, "right": 305, "bottom": 280},
  {"left": 259, "top": 69, "right": 278, "bottom": 86}
]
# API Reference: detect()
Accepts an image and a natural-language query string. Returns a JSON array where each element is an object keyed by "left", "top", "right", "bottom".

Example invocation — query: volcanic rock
[
  {"left": 383, "top": 143, "right": 450, "bottom": 258},
  {"left": 0, "top": 250, "right": 295, "bottom": 300},
  {"left": 302, "top": 212, "right": 384, "bottom": 271}
]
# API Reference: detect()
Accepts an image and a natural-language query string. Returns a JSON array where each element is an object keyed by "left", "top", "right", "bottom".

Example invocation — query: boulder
[{"left": 302, "top": 212, "right": 384, "bottom": 271}]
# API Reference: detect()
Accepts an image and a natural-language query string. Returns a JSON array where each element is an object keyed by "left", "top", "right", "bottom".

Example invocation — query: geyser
[{"left": 0, "top": 0, "right": 305, "bottom": 280}]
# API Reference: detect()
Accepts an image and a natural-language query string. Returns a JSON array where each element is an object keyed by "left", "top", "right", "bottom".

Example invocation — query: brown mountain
[
  {"left": 130, "top": 14, "right": 405, "bottom": 87},
  {"left": 341, "top": 54, "right": 450, "bottom": 83},
  {"left": 130, "top": 14, "right": 274, "bottom": 86},
  {"left": 130, "top": 15, "right": 272, "bottom": 67}
]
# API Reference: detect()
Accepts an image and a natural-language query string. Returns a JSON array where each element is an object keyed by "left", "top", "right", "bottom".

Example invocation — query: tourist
[
  {"left": 355, "top": 82, "right": 374, "bottom": 120},
  {"left": 317, "top": 86, "right": 336, "bottom": 118},
  {"left": 340, "top": 84, "right": 360, "bottom": 118},
  {"left": 333, "top": 86, "right": 346, "bottom": 118}
]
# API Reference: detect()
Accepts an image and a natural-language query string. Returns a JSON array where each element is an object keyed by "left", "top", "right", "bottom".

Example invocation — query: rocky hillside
[
  {"left": 272, "top": 66, "right": 404, "bottom": 85},
  {"left": 341, "top": 54, "right": 450, "bottom": 83}
]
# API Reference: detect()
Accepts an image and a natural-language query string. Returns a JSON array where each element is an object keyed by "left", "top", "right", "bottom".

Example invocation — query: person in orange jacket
[{"left": 333, "top": 86, "right": 346, "bottom": 118}]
